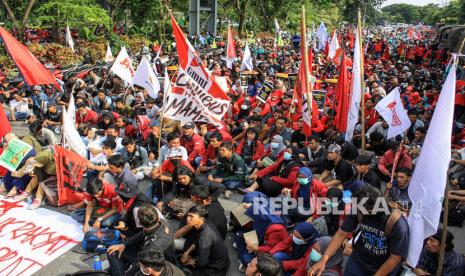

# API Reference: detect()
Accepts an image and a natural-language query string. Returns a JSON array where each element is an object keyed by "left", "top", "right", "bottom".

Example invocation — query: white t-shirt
[{"left": 9, "top": 99, "right": 29, "bottom": 113}]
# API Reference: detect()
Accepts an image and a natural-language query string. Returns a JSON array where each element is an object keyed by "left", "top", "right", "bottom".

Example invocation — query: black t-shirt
[
  {"left": 324, "top": 159, "right": 354, "bottom": 183},
  {"left": 359, "top": 169, "right": 381, "bottom": 189},
  {"left": 45, "top": 110, "right": 62, "bottom": 123},
  {"left": 206, "top": 201, "right": 228, "bottom": 240},
  {"left": 341, "top": 214, "right": 410, "bottom": 274},
  {"left": 342, "top": 142, "right": 359, "bottom": 162},
  {"left": 291, "top": 130, "right": 307, "bottom": 148}
]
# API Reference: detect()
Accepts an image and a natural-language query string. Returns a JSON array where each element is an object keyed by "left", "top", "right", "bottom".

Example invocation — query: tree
[
  {"left": 1, "top": 0, "right": 37, "bottom": 35},
  {"left": 342, "top": 0, "right": 384, "bottom": 25},
  {"left": 33, "top": 0, "right": 110, "bottom": 42},
  {"left": 381, "top": 4, "right": 420, "bottom": 24}
]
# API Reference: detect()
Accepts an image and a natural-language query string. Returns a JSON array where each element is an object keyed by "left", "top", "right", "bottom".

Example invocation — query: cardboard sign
[
  {"left": 0, "top": 196, "right": 83, "bottom": 275},
  {"left": 288, "top": 73, "right": 298, "bottom": 90},
  {"left": 243, "top": 230, "right": 259, "bottom": 250},
  {"left": 0, "top": 139, "right": 32, "bottom": 171},
  {"left": 240, "top": 74, "right": 248, "bottom": 90},
  {"left": 256, "top": 80, "right": 274, "bottom": 103},
  {"left": 313, "top": 90, "right": 327, "bottom": 111},
  {"left": 231, "top": 204, "right": 252, "bottom": 226}
]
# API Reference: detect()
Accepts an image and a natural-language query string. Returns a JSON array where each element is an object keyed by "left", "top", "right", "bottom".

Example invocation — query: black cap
[
  {"left": 356, "top": 155, "right": 372, "bottom": 165},
  {"left": 182, "top": 122, "right": 195, "bottom": 129}
]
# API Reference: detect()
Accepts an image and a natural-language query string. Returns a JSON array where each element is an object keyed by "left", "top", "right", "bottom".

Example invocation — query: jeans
[
  {"left": 343, "top": 256, "right": 368, "bottom": 276},
  {"left": 233, "top": 231, "right": 256, "bottom": 265},
  {"left": 3, "top": 171, "right": 30, "bottom": 192},
  {"left": 7, "top": 111, "right": 29, "bottom": 121},
  {"left": 70, "top": 207, "right": 121, "bottom": 228},
  {"left": 223, "top": 180, "right": 242, "bottom": 190}
]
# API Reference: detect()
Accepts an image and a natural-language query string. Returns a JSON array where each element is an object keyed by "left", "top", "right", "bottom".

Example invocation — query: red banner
[
  {"left": 54, "top": 146, "right": 86, "bottom": 206},
  {"left": 0, "top": 105, "right": 11, "bottom": 138}
]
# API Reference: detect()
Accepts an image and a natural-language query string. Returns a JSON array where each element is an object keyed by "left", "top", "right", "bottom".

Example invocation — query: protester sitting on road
[
  {"left": 70, "top": 178, "right": 123, "bottom": 233},
  {"left": 136, "top": 248, "right": 185, "bottom": 276},
  {"left": 319, "top": 144, "right": 354, "bottom": 188},
  {"left": 107, "top": 205, "right": 175, "bottom": 275},
  {"left": 181, "top": 205, "right": 230, "bottom": 276},
  {"left": 245, "top": 253, "right": 283, "bottom": 276},
  {"left": 415, "top": 229, "right": 465, "bottom": 276}
]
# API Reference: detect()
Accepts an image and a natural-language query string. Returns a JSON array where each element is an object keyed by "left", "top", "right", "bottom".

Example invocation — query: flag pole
[
  {"left": 436, "top": 42, "right": 463, "bottom": 276},
  {"left": 301, "top": 5, "right": 313, "bottom": 128},
  {"left": 358, "top": 8, "right": 366, "bottom": 151}
]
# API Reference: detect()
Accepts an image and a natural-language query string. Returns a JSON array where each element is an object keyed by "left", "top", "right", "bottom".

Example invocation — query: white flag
[
  {"left": 66, "top": 25, "right": 74, "bottom": 53},
  {"left": 133, "top": 56, "right": 160, "bottom": 99},
  {"left": 241, "top": 43, "right": 253, "bottom": 71},
  {"left": 62, "top": 107, "right": 87, "bottom": 157},
  {"left": 105, "top": 43, "right": 114, "bottom": 63},
  {"left": 345, "top": 30, "right": 362, "bottom": 142},
  {"left": 407, "top": 59, "right": 456, "bottom": 267},
  {"left": 110, "top": 47, "right": 135, "bottom": 85},
  {"left": 162, "top": 68, "right": 171, "bottom": 108},
  {"left": 274, "top": 18, "right": 281, "bottom": 35},
  {"left": 375, "top": 87, "right": 411, "bottom": 139},
  {"left": 67, "top": 93, "right": 76, "bottom": 124},
  {"left": 316, "top": 22, "right": 328, "bottom": 51},
  {"left": 328, "top": 31, "right": 340, "bottom": 60}
]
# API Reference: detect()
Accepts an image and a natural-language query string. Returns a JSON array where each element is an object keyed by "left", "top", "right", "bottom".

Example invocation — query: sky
[{"left": 381, "top": 0, "right": 441, "bottom": 7}]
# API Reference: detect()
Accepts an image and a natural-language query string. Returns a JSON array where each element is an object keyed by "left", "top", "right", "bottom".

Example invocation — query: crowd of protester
[{"left": 1, "top": 25, "right": 465, "bottom": 276}]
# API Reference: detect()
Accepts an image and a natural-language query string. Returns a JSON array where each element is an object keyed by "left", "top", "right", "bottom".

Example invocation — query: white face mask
[{"left": 140, "top": 266, "right": 150, "bottom": 275}]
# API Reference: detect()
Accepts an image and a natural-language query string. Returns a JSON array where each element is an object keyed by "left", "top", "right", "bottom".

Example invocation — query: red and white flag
[
  {"left": 163, "top": 14, "right": 230, "bottom": 126},
  {"left": 110, "top": 47, "right": 135, "bottom": 85},
  {"left": 133, "top": 56, "right": 160, "bottom": 99},
  {"left": 345, "top": 30, "right": 362, "bottom": 141},
  {"left": 375, "top": 87, "right": 411, "bottom": 139},
  {"left": 328, "top": 30, "right": 341, "bottom": 61},
  {"left": 226, "top": 22, "right": 236, "bottom": 69}
]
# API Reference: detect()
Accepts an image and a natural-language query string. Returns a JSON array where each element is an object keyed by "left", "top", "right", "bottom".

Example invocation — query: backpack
[{"left": 82, "top": 229, "right": 121, "bottom": 253}]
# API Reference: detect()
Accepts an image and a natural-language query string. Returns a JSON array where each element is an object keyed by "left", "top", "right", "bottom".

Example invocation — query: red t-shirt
[{"left": 84, "top": 182, "right": 123, "bottom": 212}]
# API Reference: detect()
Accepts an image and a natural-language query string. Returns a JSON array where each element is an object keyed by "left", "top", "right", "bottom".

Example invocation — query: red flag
[
  {"left": 226, "top": 23, "right": 236, "bottom": 68},
  {"left": 334, "top": 54, "right": 350, "bottom": 132},
  {"left": 0, "top": 27, "right": 60, "bottom": 90},
  {"left": 381, "top": 43, "right": 390, "bottom": 61},
  {"left": 54, "top": 146, "right": 86, "bottom": 206},
  {"left": 0, "top": 105, "right": 12, "bottom": 138}
]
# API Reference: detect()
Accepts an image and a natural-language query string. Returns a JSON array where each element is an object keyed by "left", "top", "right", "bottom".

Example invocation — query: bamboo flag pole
[
  {"left": 357, "top": 8, "right": 366, "bottom": 151},
  {"left": 301, "top": 5, "right": 313, "bottom": 127},
  {"left": 436, "top": 39, "right": 464, "bottom": 276}
]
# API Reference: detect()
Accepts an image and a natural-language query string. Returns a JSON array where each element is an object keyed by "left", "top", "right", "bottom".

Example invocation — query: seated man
[
  {"left": 353, "top": 155, "right": 381, "bottom": 190},
  {"left": 181, "top": 205, "right": 230, "bottom": 276},
  {"left": 70, "top": 178, "right": 123, "bottom": 233},
  {"left": 208, "top": 141, "right": 247, "bottom": 199},
  {"left": 136, "top": 248, "right": 184, "bottom": 276},
  {"left": 385, "top": 168, "right": 412, "bottom": 212},
  {"left": 319, "top": 144, "right": 354, "bottom": 188},
  {"left": 107, "top": 205, "right": 175, "bottom": 275},
  {"left": 103, "top": 154, "right": 138, "bottom": 195},
  {"left": 415, "top": 229, "right": 465, "bottom": 276},
  {"left": 245, "top": 253, "right": 282, "bottom": 276},
  {"left": 301, "top": 135, "right": 327, "bottom": 174}
]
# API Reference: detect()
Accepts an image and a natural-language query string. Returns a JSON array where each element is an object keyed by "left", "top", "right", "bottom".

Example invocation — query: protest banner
[
  {"left": 162, "top": 14, "right": 230, "bottom": 126},
  {"left": 0, "top": 139, "right": 32, "bottom": 171},
  {"left": 240, "top": 74, "right": 248, "bottom": 91},
  {"left": 256, "top": 80, "right": 274, "bottom": 103},
  {"left": 313, "top": 90, "right": 327, "bottom": 111},
  {"left": 0, "top": 195, "right": 83, "bottom": 275},
  {"left": 54, "top": 146, "right": 86, "bottom": 206}
]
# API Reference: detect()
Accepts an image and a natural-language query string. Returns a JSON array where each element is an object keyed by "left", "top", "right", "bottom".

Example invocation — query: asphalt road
[{"left": 7, "top": 122, "right": 464, "bottom": 276}]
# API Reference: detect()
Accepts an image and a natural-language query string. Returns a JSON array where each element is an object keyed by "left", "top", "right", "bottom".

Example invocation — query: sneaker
[
  {"left": 28, "top": 198, "right": 44, "bottom": 210},
  {"left": 238, "top": 263, "right": 246, "bottom": 273},
  {"left": 12, "top": 192, "right": 29, "bottom": 202},
  {"left": 224, "top": 190, "right": 232, "bottom": 199}
]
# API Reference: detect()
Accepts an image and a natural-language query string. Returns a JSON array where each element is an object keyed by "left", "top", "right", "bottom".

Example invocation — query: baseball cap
[
  {"left": 182, "top": 122, "right": 195, "bottom": 129},
  {"left": 355, "top": 155, "right": 372, "bottom": 165},
  {"left": 32, "top": 85, "right": 42, "bottom": 91},
  {"left": 327, "top": 143, "right": 342, "bottom": 154}
]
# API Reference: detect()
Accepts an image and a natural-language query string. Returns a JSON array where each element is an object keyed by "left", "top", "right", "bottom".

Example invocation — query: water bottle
[{"left": 93, "top": 255, "right": 103, "bottom": 271}]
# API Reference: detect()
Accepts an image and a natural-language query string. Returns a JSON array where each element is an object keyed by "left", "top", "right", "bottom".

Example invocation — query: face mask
[
  {"left": 140, "top": 266, "right": 150, "bottom": 275},
  {"left": 283, "top": 152, "right": 292, "bottom": 160},
  {"left": 241, "top": 104, "right": 248, "bottom": 110},
  {"left": 297, "top": 177, "right": 309, "bottom": 185},
  {"left": 292, "top": 235, "right": 305, "bottom": 245},
  {"left": 324, "top": 200, "right": 339, "bottom": 208},
  {"left": 270, "top": 142, "right": 279, "bottom": 149},
  {"left": 310, "top": 248, "right": 322, "bottom": 262}
]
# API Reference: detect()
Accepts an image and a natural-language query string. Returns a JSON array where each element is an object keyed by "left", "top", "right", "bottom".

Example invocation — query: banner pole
[{"left": 358, "top": 8, "right": 366, "bottom": 152}]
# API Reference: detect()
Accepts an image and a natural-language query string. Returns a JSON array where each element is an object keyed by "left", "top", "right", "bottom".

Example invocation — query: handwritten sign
[
  {"left": 0, "top": 196, "right": 83, "bottom": 275},
  {"left": 0, "top": 139, "right": 32, "bottom": 171}
]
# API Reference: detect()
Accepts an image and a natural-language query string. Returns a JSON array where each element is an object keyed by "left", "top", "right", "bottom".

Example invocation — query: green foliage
[
  {"left": 33, "top": 0, "right": 110, "bottom": 32},
  {"left": 381, "top": 0, "right": 465, "bottom": 25}
]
